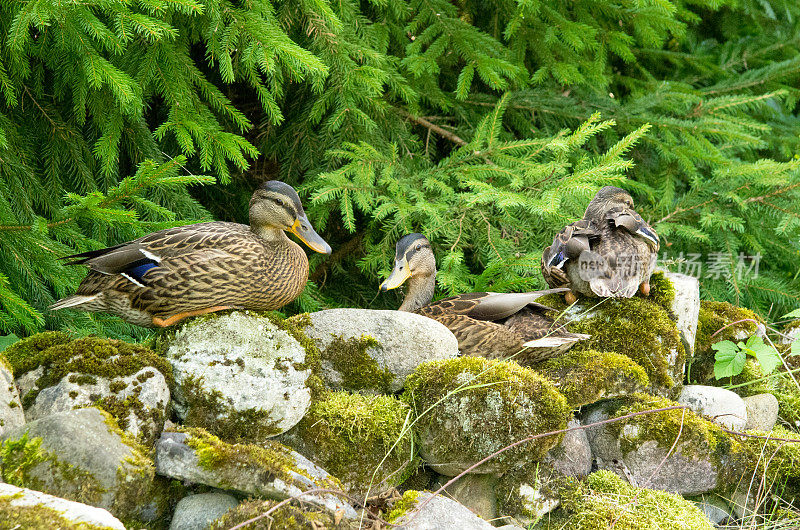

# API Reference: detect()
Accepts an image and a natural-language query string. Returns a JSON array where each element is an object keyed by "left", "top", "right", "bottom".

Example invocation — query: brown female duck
[
  {"left": 380, "top": 234, "right": 588, "bottom": 364},
  {"left": 50, "top": 181, "right": 331, "bottom": 327},
  {"left": 541, "top": 186, "right": 659, "bottom": 303}
]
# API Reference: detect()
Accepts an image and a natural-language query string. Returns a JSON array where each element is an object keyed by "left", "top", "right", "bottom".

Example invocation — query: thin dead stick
[
  {"left": 396, "top": 108, "right": 467, "bottom": 147},
  {"left": 721, "top": 429, "right": 800, "bottom": 443},
  {"left": 709, "top": 318, "right": 760, "bottom": 339}
]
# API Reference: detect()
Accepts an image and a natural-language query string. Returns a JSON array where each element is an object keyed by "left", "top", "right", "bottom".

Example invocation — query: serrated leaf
[
  {"left": 745, "top": 335, "right": 780, "bottom": 375},
  {"left": 713, "top": 340, "right": 746, "bottom": 379},
  {"left": 791, "top": 341, "right": 800, "bottom": 357},
  {"left": 783, "top": 308, "right": 800, "bottom": 319}
]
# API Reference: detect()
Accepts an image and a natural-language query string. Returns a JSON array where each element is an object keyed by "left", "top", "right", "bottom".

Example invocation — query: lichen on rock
[
  {"left": 3, "top": 333, "right": 172, "bottom": 444},
  {"left": 162, "top": 311, "right": 314, "bottom": 441},
  {"left": 539, "top": 470, "right": 715, "bottom": 529},
  {"left": 538, "top": 349, "right": 649, "bottom": 408},
  {"left": 402, "top": 357, "right": 569, "bottom": 476},
  {"left": 280, "top": 391, "right": 417, "bottom": 498}
]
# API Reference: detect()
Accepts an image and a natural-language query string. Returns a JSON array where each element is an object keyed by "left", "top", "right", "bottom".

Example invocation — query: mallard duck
[
  {"left": 50, "top": 181, "right": 331, "bottom": 327},
  {"left": 541, "top": 186, "right": 659, "bottom": 302},
  {"left": 379, "top": 234, "right": 589, "bottom": 363}
]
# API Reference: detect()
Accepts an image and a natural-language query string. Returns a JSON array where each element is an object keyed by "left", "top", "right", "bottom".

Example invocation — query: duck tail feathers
[{"left": 49, "top": 295, "right": 99, "bottom": 311}]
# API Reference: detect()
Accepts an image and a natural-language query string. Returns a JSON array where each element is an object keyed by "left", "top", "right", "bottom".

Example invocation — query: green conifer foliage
[{"left": 2, "top": 0, "right": 800, "bottom": 337}]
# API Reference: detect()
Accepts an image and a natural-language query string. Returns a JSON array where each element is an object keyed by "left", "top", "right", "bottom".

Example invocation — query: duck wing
[
  {"left": 541, "top": 219, "right": 601, "bottom": 288},
  {"left": 605, "top": 207, "right": 659, "bottom": 250},
  {"left": 420, "top": 288, "right": 568, "bottom": 322},
  {"left": 61, "top": 222, "right": 248, "bottom": 285}
]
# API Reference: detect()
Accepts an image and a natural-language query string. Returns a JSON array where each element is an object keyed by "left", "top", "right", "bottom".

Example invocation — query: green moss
[
  {"left": 540, "top": 470, "right": 714, "bottom": 529},
  {"left": 211, "top": 498, "right": 356, "bottom": 530},
  {"left": 0, "top": 433, "right": 107, "bottom": 507},
  {"left": 287, "top": 391, "right": 416, "bottom": 495},
  {"left": 319, "top": 335, "right": 394, "bottom": 393},
  {"left": 0, "top": 492, "right": 118, "bottom": 530},
  {"left": 600, "top": 394, "right": 743, "bottom": 472},
  {"left": 691, "top": 300, "right": 762, "bottom": 383},
  {"left": 3, "top": 335, "right": 172, "bottom": 438},
  {"left": 182, "top": 426, "right": 342, "bottom": 493},
  {"left": 562, "top": 297, "right": 683, "bottom": 389},
  {"left": 735, "top": 426, "right": 800, "bottom": 503},
  {"left": 538, "top": 349, "right": 649, "bottom": 408},
  {"left": 2, "top": 331, "right": 72, "bottom": 375},
  {"left": 402, "top": 357, "right": 569, "bottom": 473},
  {"left": 386, "top": 489, "right": 421, "bottom": 524},
  {"left": 180, "top": 375, "right": 283, "bottom": 443},
  {"left": 646, "top": 271, "right": 675, "bottom": 313}
]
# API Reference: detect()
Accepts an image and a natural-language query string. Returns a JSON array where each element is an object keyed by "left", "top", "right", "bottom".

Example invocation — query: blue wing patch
[{"left": 127, "top": 262, "right": 158, "bottom": 282}]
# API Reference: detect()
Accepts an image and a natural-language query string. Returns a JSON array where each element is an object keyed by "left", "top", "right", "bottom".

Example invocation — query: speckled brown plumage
[
  {"left": 380, "top": 234, "right": 589, "bottom": 365},
  {"left": 51, "top": 181, "right": 331, "bottom": 327},
  {"left": 541, "top": 187, "right": 659, "bottom": 299}
]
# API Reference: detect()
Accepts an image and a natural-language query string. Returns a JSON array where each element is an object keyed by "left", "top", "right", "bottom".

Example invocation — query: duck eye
[
  {"left": 274, "top": 198, "right": 284, "bottom": 207},
  {"left": 416, "top": 244, "right": 422, "bottom": 251}
]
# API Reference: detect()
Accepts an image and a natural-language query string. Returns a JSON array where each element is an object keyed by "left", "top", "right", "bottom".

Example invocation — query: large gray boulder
[
  {"left": 432, "top": 474, "right": 497, "bottom": 522},
  {"left": 663, "top": 272, "right": 700, "bottom": 357},
  {"left": 0, "top": 482, "right": 125, "bottom": 529},
  {"left": 543, "top": 418, "right": 592, "bottom": 477},
  {"left": 25, "top": 366, "right": 170, "bottom": 443},
  {"left": 743, "top": 393, "right": 779, "bottom": 432},
  {"left": 392, "top": 491, "right": 496, "bottom": 529},
  {"left": 678, "top": 385, "right": 747, "bottom": 431},
  {"left": 0, "top": 408, "right": 158, "bottom": 521},
  {"left": 155, "top": 429, "right": 357, "bottom": 519},
  {"left": 0, "top": 359, "right": 24, "bottom": 437},
  {"left": 169, "top": 492, "right": 239, "bottom": 530},
  {"left": 304, "top": 309, "right": 459, "bottom": 393},
  {"left": 164, "top": 311, "right": 312, "bottom": 440},
  {"left": 583, "top": 400, "right": 732, "bottom": 496}
]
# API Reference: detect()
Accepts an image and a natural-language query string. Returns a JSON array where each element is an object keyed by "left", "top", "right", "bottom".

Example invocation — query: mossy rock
[
  {"left": 161, "top": 311, "right": 315, "bottom": 442},
  {"left": 0, "top": 484, "right": 124, "bottom": 530},
  {"left": 538, "top": 349, "right": 649, "bottom": 408},
  {"left": 584, "top": 394, "right": 746, "bottom": 495},
  {"left": 402, "top": 357, "right": 569, "bottom": 476},
  {"left": 496, "top": 462, "right": 564, "bottom": 526},
  {"left": 280, "top": 391, "right": 417, "bottom": 497},
  {"left": 211, "top": 498, "right": 358, "bottom": 529},
  {"left": 736, "top": 425, "right": 800, "bottom": 503},
  {"left": 303, "top": 308, "right": 459, "bottom": 394},
  {"left": 0, "top": 408, "right": 161, "bottom": 524},
  {"left": 691, "top": 300, "right": 763, "bottom": 383},
  {"left": 3, "top": 334, "right": 172, "bottom": 444},
  {"left": 541, "top": 285, "right": 684, "bottom": 392},
  {"left": 155, "top": 427, "right": 358, "bottom": 518},
  {"left": 539, "top": 470, "right": 714, "bottom": 529}
]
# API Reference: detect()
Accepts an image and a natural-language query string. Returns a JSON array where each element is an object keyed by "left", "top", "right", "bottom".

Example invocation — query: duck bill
[
  {"left": 289, "top": 215, "right": 332, "bottom": 255},
  {"left": 380, "top": 258, "right": 411, "bottom": 291}
]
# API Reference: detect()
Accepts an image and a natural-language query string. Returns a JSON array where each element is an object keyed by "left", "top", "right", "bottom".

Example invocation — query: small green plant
[{"left": 713, "top": 336, "right": 781, "bottom": 380}]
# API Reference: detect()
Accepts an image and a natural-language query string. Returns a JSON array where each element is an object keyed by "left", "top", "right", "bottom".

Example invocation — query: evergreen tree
[{"left": 2, "top": 0, "right": 800, "bottom": 338}]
